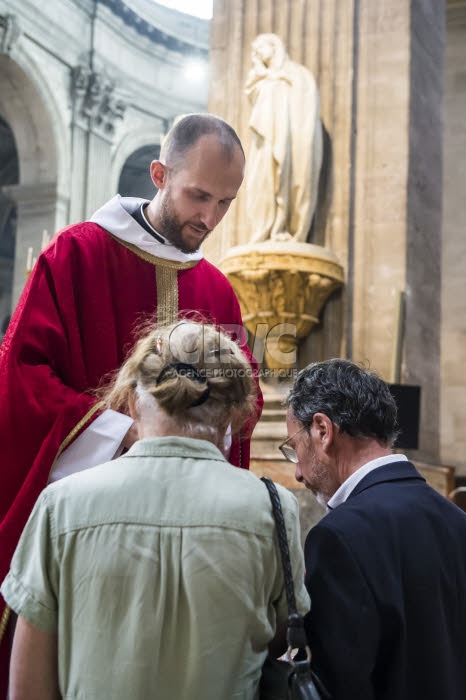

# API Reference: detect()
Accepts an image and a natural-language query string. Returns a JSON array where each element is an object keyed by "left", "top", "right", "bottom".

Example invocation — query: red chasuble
[{"left": 0, "top": 222, "right": 262, "bottom": 687}]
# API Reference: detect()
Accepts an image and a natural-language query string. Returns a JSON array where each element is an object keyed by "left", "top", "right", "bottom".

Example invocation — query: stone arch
[
  {"left": 0, "top": 50, "right": 68, "bottom": 306},
  {"left": 0, "top": 53, "right": 66, "bottom": 189},
  {"left": 118, "top": 145, "right": 161, "bottom": 201},
  {"left": 111, "top": 129, "right": 164, "bottom": 199}
]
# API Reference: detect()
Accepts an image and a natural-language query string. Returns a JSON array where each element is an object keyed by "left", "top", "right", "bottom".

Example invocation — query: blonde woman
[{"left": 2, "top": 321, "right": 308, "bottom": 700}]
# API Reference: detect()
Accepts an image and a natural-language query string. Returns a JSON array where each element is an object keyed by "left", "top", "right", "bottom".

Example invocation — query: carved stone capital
[
  {"left": 0, "top": 14, "right": 21, "bottom": 55},
  {"left": 221, "top": 240, "right": 344, "bottom": 370},
  {"left": 70, "top": 64, "right": 126, "bottom": 137}
]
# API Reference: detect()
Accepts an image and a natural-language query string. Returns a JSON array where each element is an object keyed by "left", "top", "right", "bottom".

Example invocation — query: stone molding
[
  {"left": 0, "top": 13, "right": 21, "bottom": 55},
  {"left": 2, "top": 182, "right": 57, "bottom": 210},
  {"left": 98, "top": 0, "right": 208, "bottom": 56},
  {"left": 71, "top": 64, "right": 126, "bottom": 138}
]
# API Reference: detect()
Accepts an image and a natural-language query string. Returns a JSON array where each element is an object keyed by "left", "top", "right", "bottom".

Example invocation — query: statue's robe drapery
[{"left": 246, "top": 59, "right": 323, "bottom": 242}]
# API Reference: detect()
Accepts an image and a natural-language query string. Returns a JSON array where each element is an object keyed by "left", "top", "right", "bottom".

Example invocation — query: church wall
[
  {"left": 441, "top": 4, "right": 466, "bottom": 474},
  {"left": 208, "top": 0, "right": 445, "bottom": 464},
  {"left": 351, "top": 1, "right": 444, "bottom": 473},
  {"left": 405, "top": 0, "right": 443, "bottom": 460},
  {"left": 351, "top": 0, "right": 411, "bottom": 378},
  {"left": 351, "top": 0, "right": 443, "bottom": 462}
]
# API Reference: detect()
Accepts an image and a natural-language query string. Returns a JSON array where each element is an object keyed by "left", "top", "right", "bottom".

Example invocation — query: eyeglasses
[{"left": 278, "top": 426, "right": 306, "bottom": 463}]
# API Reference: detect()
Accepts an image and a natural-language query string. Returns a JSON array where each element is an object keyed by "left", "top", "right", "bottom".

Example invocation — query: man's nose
[
  {"left": 200, "top": 202, "right": 219, "bottom": 230},
  {"left": 295, "top": 464, "right": 303, "bottom": 483}
]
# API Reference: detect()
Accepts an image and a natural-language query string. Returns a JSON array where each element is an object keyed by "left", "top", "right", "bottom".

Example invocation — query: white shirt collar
[
  {"left": 90, "top": 195, "right": 204, "bottom": 264},
  {"left": 138, "top": 204, "right": 169, "bottom": 244},
  {"left": 327, "top": 453, "right": 408, "bottom": 512}
]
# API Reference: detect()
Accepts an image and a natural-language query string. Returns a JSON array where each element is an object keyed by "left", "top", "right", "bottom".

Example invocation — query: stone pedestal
[{"left": 221, "top": 240, "right": 344, "bottom": 371}]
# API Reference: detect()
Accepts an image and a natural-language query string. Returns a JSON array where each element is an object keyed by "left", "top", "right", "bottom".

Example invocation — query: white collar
[
  {"left": 326, "top": 453, "right": 408, "bottom": 512},
  {"left": 89, "top": 195, "right": 204, "bottom": 264},
  {"left": 137, "top": 204, "right": 168, "bottom": 244}
]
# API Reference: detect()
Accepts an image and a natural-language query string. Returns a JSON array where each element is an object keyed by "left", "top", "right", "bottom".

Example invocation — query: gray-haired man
[{"left": 281, "top": 359, "right": 466, "bottom": 700}]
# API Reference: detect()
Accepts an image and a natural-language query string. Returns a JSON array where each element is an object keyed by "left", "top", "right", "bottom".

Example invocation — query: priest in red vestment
[{"left": 0, "top": 114, "right": 263, "bottom": 695}]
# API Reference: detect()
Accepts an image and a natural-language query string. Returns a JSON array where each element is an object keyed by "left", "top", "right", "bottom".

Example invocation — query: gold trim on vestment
[
  {"left": 108, "top": 234, "right": 199, "bottom": 271},
  {"left": 156, "top": 265, "right": 179, "bottom": 326},
  {"left": 0, "top": 605, "right": 10, "bottom": 644},
  {"left": 47, "top": 401, "right": 107, "bottom": 482}
]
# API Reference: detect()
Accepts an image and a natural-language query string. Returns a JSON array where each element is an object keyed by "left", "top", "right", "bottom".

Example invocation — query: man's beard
[
  {"left": 159, "top": 192, "right": 211, "bottom": 254},
  {"left": 301, "top": 444, "right": 336, "bottom": 506}
]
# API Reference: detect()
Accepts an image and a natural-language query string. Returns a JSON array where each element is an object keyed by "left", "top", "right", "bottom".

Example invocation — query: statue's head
[{"left": 251, "top": 34, "right": 287, "bottom": 71}]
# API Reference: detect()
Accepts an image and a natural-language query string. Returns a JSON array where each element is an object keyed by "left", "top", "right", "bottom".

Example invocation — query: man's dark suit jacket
[{"left": 304, "top": 460, "right": 466, "bottom": 700}]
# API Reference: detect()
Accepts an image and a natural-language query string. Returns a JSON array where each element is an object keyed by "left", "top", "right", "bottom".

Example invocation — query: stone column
[
  {"left": 69, "top": 64, "right": 126, "bottom": 221},
  {"left": 352, "top": 0, "right": 443, "bottom": 460},
  {"left": 3, "top": 182, "right": 58, "bottom": 307},
  {"left": 441, "top": 2, "right": 466, "bottom": 474}
]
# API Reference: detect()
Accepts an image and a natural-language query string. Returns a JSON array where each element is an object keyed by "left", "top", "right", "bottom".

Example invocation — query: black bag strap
[
  {"left": 261, "top": 476, "right": 297, "bottom": 613},
  {"left": 261, "top": 476, "right": 308, "bottom": 650},
  {"left": 261, "top": 476, "right": 333, "bottom": 700}
]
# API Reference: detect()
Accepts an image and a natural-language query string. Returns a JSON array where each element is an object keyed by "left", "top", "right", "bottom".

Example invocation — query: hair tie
[{"left": 156, "top": 362, "right": 210, "bottom": 408}]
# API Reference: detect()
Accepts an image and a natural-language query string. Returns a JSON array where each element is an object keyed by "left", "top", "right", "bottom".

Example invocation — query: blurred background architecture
[{"left": 0, "top": 0, "right": 209, "bottom": 312}]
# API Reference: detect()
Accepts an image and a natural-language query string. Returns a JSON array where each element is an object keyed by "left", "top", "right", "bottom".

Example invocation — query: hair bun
[{"left": 156, "top": 362, "right": 210, "bottom": 408}]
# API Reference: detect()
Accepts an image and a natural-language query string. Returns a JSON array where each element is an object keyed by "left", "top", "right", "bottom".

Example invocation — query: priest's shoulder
[
  {"left": 197, "top": 257, "right": 235, "bottom": 291},
  {"left": 52, "top": 221, "right": 109, "bottom": 249},
  {"left": 38, "top": 222, "right": 116, "bottom": 267}
]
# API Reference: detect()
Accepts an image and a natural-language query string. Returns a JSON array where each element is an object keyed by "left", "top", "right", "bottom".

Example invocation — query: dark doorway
[
  {"left": 118, "top": 144, "right": 160, "bottom": 201},
  {"left": 0, "top": 114, "right": 19, "bottom": 336}
]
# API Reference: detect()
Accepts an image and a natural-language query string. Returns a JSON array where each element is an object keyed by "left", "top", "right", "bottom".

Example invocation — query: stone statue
[{"left": 245, "top": 34, "right": 323, "bottom": 243}]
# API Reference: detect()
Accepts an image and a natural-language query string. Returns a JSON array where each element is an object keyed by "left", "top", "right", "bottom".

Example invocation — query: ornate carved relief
[
  {"left": 221, "top": 240, "right": 344, "bottom": 371},
  {"left": 0, "top": 14, "right": 21, "bottom": 55},
  {"left": 71, "top": 64, "right": 126, "bottom": 137}
]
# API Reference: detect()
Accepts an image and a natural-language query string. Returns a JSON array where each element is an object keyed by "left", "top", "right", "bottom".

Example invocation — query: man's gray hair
[{"left": 287, "top": 358, "right": 399, "bottom": 446}]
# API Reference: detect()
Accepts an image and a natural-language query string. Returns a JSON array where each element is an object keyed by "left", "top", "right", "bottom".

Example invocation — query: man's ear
[
  {"left": 150, "top": 160, "right": 167, "bottom": 190},
  {"left": 312, "top": 412, "right": 334, "bottom": 452}
]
